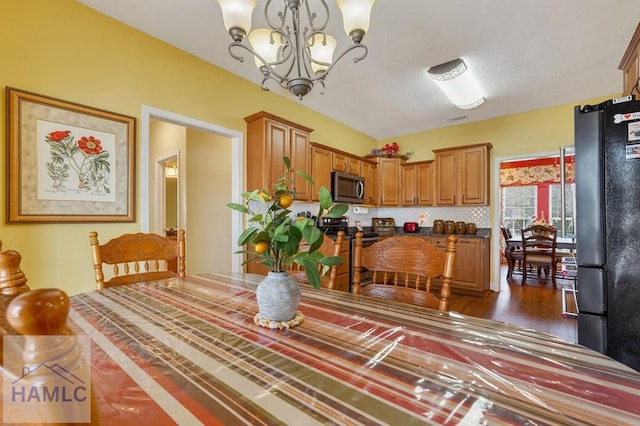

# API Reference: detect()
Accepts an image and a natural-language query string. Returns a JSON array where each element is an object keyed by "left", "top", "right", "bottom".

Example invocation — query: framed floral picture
[{"left": 6, "top": 87, "right": 136, "bottom": 223}]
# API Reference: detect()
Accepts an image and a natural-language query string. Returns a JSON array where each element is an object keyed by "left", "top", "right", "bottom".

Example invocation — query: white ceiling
[{"left": 76, "top": 0, "right": 640, "bottom": 140}]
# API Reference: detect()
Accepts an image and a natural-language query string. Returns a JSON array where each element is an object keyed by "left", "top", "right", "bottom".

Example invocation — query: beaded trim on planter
[{"left": 254, "top": 311, "right": 304, "bottom": 329}]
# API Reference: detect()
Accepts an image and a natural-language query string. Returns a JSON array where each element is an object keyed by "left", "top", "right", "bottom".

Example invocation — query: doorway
[
  {"left": 491, "top": 147, "right": 569, "bottom": 291},
  {"left": 141, "top": 106, "right": 244, "bottom": 273}
]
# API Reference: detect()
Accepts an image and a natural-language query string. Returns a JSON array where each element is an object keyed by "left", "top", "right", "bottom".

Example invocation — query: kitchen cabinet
[
  {"left": 370, "top": 156, "right": 405, "bottom": 206},
  {"left": 433, "top": 143, "right": 492, "bottom": 206},
  {"left": 620, "top": 22, "right": 640, "bottom": 98},
  {"left": 428, "top": 236, "right": 490, "bottom": 297},
  {"left": 245, "top": 111, "right": 312, "bottom": 275},
  {"left": 245, "top": 111, "right": 313, "bottom": 201},
  {"left": 331, "top": 238, "right": 351, "bottom": 292},
  {"left": 360, "top": 159, "right": 377, "bottom": 205},
  {"left": 401, "top": 161, "right": 433, "bottom": 206},
  {"left": 332, "top": 151, "right": 362, "bottom": 176},
  {"left": 310, "top": 143, "right": 332, "bottom": 201}
]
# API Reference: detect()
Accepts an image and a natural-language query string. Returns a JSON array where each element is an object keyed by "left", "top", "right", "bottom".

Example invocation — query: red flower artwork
[
  {"left": 47, "top": 130, "right": 71, "bottom": 142},
  {"left": 78, "top": 136, "right": 103, "bottom": 155},
  {"left": 44, "top": 130, "right": 110, "bottom": 193}
]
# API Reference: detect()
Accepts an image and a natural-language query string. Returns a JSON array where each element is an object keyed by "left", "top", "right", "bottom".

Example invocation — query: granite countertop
[
  {"left": 392, "top": 227, "right": 491, "bottom": 239},
  {"left": 352, "top": 227, "right": 491, "bottom": 239}
]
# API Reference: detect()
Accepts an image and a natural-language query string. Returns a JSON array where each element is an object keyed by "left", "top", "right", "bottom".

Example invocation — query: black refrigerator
[{"left": 574, "top": 96, "right": 640, "bottom": 371}]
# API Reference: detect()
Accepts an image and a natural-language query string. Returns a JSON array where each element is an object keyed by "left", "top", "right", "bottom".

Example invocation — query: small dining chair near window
[
  {"left": 520, "top": 224, "right": 558, "bottom": 287},
  {"left": 89, "top": 230, "right": 185, "bottom": 289},
  {"left": 352, "top": 232, "right": 457, "bottom": 312},
  {"left": 501, "top": 225, "right": 524, "bottom": 281},
  {"left": 287, "top": 231, "right": 345, "bottom": 290}
]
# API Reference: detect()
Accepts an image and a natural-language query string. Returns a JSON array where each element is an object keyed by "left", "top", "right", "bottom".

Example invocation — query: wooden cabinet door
[
  {"left": 361, "top": 161, "right": 377, "bottom": 205},
  {"left": 459, "top": 146, "right": 489, "bottom": 205},
  {"left": 331, "top": 239, "right": 351, "bottom": 292},
  {"left": 459, "top": 145, "right": 488, "bottom": 205},
  {"left": 347, "top": 157, "right": 362, "bottom": 176},
  {"left": 428, "top": 236, "right": 489, "bottom": 296},
  {"left": 622, "top": 51, "right": 639, "bottom": 97},
  {"left": 332, "top": 152, "right": 348, "bottom": 173},
  {"left": 311, "top": 145, "right": 332, "bottom": 201},
  {"left": 434, "top": 144, "right": 490, "bottom": 206},
  {"left": 435, "top": 151, "right": 457, "bottom": 205},
  {"left": 377, "top": 157, "right": 401, "bottom": 206},
  {"left": 265, "top": 119, "right": 289, "bottom": 189},
  {"left": 620, "top": 23, "right": 640, "bottom": 98},
  {"left": 416, "top": 161, "right": 433, "bottom": 205},
  {"left": 290, "top": 128, "right": 311, "bottom": 200},
  {"left": 450, "top": 238, "right": 481, "bottom": 291},
  {"left": 333, "top": 152, "right": 361, "bottom": 175},
  {"left": 401, "top": 164, "right": 418, "bottom": 205}
]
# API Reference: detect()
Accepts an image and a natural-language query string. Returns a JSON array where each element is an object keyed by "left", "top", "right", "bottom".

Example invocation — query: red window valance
[{"left": 500, "top": 156, "right": 574, "bottom": 187}]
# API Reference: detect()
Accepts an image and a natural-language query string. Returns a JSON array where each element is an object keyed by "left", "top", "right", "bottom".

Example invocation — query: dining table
[
  {"left": 504, "top": 236, "right": 577, "bottom": 281},
  {"left": 64, "top": 272, "right": 640, "bottom": 425}
]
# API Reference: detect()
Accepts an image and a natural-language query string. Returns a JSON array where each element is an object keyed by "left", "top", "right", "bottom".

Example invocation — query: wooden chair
[
  {"left": 520, "top": 224, "right": 558, "bottom": 287},
  {"left": 352, "top": 232, "right": 457, "bottom": 312},
  {"left": 287, "top": 231, "right": 345, "bottom": 289},
  {"left": 0, "top": 245, "right": 99, "bottom": 423},
  {"left": 89, "top": 230, "right": 185, "bottom": 289},
  {"left": 2, "top": 288, "right": 101, "bottom": 424},
  {"left": 500, "top": 225, "right": 523, "bottom": 280}
]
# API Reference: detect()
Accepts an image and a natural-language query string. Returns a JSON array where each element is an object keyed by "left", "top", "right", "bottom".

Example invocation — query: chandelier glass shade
[
  {"left": 427, "top": 58, "right": 485, "bottom": 110},
  {"left": 216, "top": 0, "right": 376, "bottom": 99}
]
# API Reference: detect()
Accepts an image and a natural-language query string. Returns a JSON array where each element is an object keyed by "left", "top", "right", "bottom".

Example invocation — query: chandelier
[{"left": 216, "top": 0, "right": 376, "bottom": 99}]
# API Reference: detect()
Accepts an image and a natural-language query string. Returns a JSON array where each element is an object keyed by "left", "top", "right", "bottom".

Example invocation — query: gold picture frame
[{"left": 6, "top": 87, "right": 136, "bottom": 223}]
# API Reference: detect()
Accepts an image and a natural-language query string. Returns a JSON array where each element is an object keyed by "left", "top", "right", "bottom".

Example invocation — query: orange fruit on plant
[
  {"left": 254, "top": 242, "right": 269, "bottom": 254},
  {"left": 278, "top": 195, "right": 293, "bottom": 209}
]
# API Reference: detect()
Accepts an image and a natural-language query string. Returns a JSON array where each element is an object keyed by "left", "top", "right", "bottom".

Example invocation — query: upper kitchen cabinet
[
  {"left": 369, "top": 156, "right": 406, "bottom": 206},
  {"left": 245, "top": 111, "right": 313, "bottom": 201},
  {"left": 433, "top": 143, "right": 492, "bottom": 206},
  {"left": 620, "top": 22, "right": 640, "bottom": 98},
  {"left": 310, "top": 143, "right": 332, "bottom": 201},
  {"left": 332, "top": 151, "right": 362, "bottom": 176},
  {"left": 401, "top": 161, "right": 434, "bottom": 206},
  {"left": 360, "top": 159, "right": 377, "bottom": 205}
]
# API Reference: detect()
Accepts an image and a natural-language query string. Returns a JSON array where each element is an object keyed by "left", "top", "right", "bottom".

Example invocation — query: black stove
[
  {"left": 317, "top": 216, "right": 349, "bottom": 235},
  {"left": 317, "top": 216, "right": 378, "bottom": 238}
]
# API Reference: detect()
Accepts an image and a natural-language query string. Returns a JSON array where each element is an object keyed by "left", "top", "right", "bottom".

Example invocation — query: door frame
[
  {"left": 141, "top": 105, "right": 244, "bottom": 272},
  {"left": 491, "top": 150, "right": 559, "bottom": 291}
]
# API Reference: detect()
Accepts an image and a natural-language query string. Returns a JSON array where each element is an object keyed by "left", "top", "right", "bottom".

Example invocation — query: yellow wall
[
  {"left": 0, "top": 1, "right": 623, "bottom": 296},
  {"left": 186, "top": 129, "right": 233, "bottom": 274},
  {"left": 0, "top": 0, "right": 373, "bottom": 295}
]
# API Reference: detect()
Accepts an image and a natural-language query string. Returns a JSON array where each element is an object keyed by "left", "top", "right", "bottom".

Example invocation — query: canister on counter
[
  {"left": 433, "top": 219, "right": 444, "bottom": 234},
  {"left": 444, "top": 220, "right": 455, "bottom": 234},
  {"left": 466, "top": 223, "right": 477, "bottom": 235}
]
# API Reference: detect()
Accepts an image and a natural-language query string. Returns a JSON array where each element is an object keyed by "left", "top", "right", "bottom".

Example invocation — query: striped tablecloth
[{"left": 69, "top": 273, "right": 640, "bottom": 425}]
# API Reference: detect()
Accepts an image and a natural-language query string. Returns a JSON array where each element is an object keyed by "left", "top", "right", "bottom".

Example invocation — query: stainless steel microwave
[{"left": 331, "top": 171, "right": 364, "bottom": 204}]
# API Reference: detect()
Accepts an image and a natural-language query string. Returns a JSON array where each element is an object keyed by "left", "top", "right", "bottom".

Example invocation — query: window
[
  {"left": 502, "top": 186, "right": 537, "bottom": 235},
  {"left": 549, "top": 183, "right": 575, "bottom": 236}
]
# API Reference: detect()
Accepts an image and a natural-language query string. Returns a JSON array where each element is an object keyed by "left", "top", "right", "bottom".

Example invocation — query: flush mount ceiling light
[
  {"left": 216, "top": 0, "right": 376, "bottom": 100},
  {"left": 427, "top": 58, "right": 485, "bottom": 110}
]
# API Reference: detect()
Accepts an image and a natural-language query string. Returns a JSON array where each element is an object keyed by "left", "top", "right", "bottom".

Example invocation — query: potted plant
[{"left": 227, "top": 157, "right": 348, "bottom": 323}]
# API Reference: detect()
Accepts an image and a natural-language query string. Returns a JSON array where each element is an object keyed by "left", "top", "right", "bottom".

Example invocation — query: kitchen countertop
[
  {"left": 330, "top": 228, "right": 492, "bottom": 240},
  {"left": 370, "top": 227, "right": 491, "bottom": 239}
]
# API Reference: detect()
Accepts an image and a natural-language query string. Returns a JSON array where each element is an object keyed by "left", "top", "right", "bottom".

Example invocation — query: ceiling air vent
[{"left": 449, "top": 115, "right": 467, "bottom": 122}]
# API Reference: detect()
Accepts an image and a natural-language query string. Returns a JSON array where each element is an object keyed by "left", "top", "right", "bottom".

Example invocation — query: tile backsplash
[{"left": 294, "top": 203, "right": 490, "bottom": 229}]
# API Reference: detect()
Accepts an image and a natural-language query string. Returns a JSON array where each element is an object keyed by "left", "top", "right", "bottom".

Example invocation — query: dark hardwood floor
[{"left": 449, "top": 264, "right": 578, "bottom": 343}]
